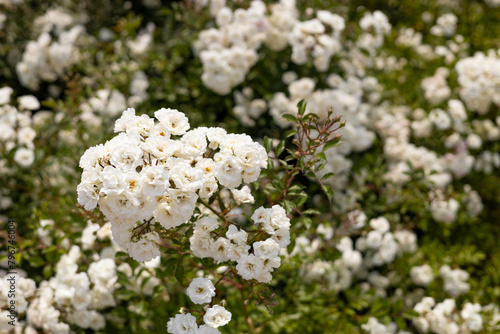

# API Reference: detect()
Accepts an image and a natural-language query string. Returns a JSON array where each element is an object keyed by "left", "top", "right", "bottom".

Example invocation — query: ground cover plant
[{"left": 1, "top": 0, "right": 500, "bottom": 333}]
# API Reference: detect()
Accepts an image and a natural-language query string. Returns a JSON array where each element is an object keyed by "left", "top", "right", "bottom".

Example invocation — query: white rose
[
  {"left": 140, "top": 165, "right": 169, "bottom": 197},
  {"left": 154, "top": 108, "right": 190, "bottom": 135},
  {"left": 129, "top": 232, "right": 160, "bottom": 262},
  {"left": 216, "top": 156, "right": 243, "bottom": 189},
  {"left": 13, "top": 148, "right": 35, "bottom": 168},
  {"left": 253, "top": 239, "right": 280, "bottom": 258},
  {"left": 410, "top": 264, "right": 434, "bottom": 287},
  {"left": 186, "top": 277, "right": 216, "bottom": 305},
  {"left": 167, "top": 313, "right": 198, "bottom": 334},
  {"left": 77, "top": 182, "right": 99, "bottom": 210},
  {"left": 203, "top": 305, "right": 232, "bottom": 329},
  {"left": 231, "top": 186, "right": 254, "bottom": 205}
]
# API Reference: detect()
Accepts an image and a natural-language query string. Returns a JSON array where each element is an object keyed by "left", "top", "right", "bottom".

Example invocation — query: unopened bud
[{"left": 221, "top": 299, "right": 227, "bottom": 307}]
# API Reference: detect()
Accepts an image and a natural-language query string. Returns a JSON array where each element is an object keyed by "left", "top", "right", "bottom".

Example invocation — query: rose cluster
[{"left": 77, "top": 107, "right": 267, "bottom": 263}]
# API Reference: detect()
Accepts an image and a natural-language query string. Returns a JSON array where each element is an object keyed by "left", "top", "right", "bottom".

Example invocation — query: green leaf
[
  {"left": 321, "top": 172, "right": 335, "bottom": 180},
  {"left": 302, "top": 217, "right": 312, "bottom": 230},
  {"left": 403, "top": 310, "right": 420, "bottom": 319},
  {"left": 286, "top": 129, "right": 298, "bottom": 138},
  {"left": 395, "top": 317, "right": 407, "bottom": 331},
  {"left": 288, "top": 184, "right": 304, "bottom": 194},
  {"left": 296, "top": 193, "right": 308, "bottom": 207},
  {"left": 323, "top": 136, "right": 341, "bottom": 151},
  {"left": 43, "top": 265, "right": 53, "bottom": 279},
  {"left": 267, "top": 157, "right": 274, "bottom": 170},
  {"left": 283, "top": 200, "right": 295, "bottom": 214},
  {"left": 29, "top": 256, "right": 45, "bottom": 268},
  {"left": 175, "top": 264, "right": 184, "bottom": 285},
  {"left": 276, "top": 140, "right": 285, "bottom": 157},
  {"left": 306, "top": 171, "right": 316, "bottom": 178},
  {"left": 264, "top": 136, "right": 273, "bottom": 153},
  {"left": 316, "top": 162, "right": 326, "bottom": 172},
  {"left": 321, "top": 185, "right": 334, "bottom": 203},
  {"left": 303, "top": 209, "right": 321, "bottom": 215},
  {"left": 282, "top": 114, "right": 297, "bottom": 123},
  {"left": 297, "top": 99, "right": 307, "bottom": 116},
  {"left": 116, "top": 251, "right": 128, "bottom": 258},
  {"left": 287, "top": 235, "right": 296, "bottom": 254}
]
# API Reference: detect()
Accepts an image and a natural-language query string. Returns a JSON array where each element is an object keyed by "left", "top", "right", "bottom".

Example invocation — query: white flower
[
  {"left": 206, "top": 127, "right": 227, "bottom": 149},
  {"left": 194, "top": 216, "right": 219, "bottom": 233},
  {"left": 167, "top": 313, "right": 198, "bottom": 334},
  {"left": 236, "top": 254, "right": 262, "bottom": 280},
  {"left": 155, "top": 108, "right": 190, "bottom": 135},
  {"left": 99, "top": 166, "right": 126, "bottom": 196},
  {"left": 203, "top": 305, "right": 231, "bottom": 328},
  {"left": 81, "top": 220, "right": 100, "bottom": 250},
  {"left": 129, "top": 232, "right": 161, "bottom": 262},
  {"left": 186, "top": 277, "right": 216, "bottom": 305},
  {"left": 114, "top": 108, "right": 137, "bottom": 132},
  {"left": 369, "top": 217, "right": 390, "bottom": 233},
  {"left": 79, "top": 144, "right": 107, "bottom": 170},
  {"left": 170, "top": 160, "right": 204, "bottom": 191},
  {"left": 342, "top": 250, "right": 362, "bottom": 270},
  {"left": 196, "top": 325, "right": 221, "bottom": 334},
  {"left": 190, "top": 232, "right": 213, "bottom": 258},
  {"left": 77, "top": 182, "right": 99, "bottom": 210},
  {"left": 13, "top": 147, "right": 35, "bottom": 167},
  {"left": 253, "top": 239, "right": 280, "bottom": 258},
  {"left": 226, "top": 225, "right": 247, "bottom": 245},
  {"left": 199, "top": 178, "right": 218, "bottom": 200},
  {"left": 142, "top": 136, "right": 178, "bottom": 160},
  {"left": 439, "top": 265, "right": 470, "bottom": 297},
  {"left": 18, "top": 95, "right": 40, "bottom": 110},
  {"left": 271, "top": 227, "right": 291, "bottom": 248},
  {"left": 394, "top": 230, "right": 418, "bottom": 253},
  {"left": 216, "top": 156, "right": 243, "bottom": 189},
  {"left": 366, "top": 230, "right": 383, "bottom": 249},
  {"left": 0, "top": 86, "right": 13, "bottom": 105},
  {"left": 430, "top": 197, "right": 460, "bottom": 224},
  {"left": 251, "top": 206, "right": 272, "bottom": 225},
  {"left": 17, "top": 127, "right": 36, "bottom": 146},
  {"left": 196, "top": 159, "right": 217, "bottom": 180},
  {"left": 181, "top": 128, "right": 208, "bottom": 159},
  {"left": 410, "top": 264, "right": 434, "bottom": 287},
  {"left": 211, "top": 237, "right": 231, "bottom": 262},
  {"left": 88, "top": 258, "right": 117, "bottom": 288},
  {"left": 109, "top": 140, "right": 143, "bottom": 170},
  {"left": 140, "top": 166, "right": 170, "bottom": 197},
  {"left": 231, "top": 186, "right": 254, "bottom": 204}
]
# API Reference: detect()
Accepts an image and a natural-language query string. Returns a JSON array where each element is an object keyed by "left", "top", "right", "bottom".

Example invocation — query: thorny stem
[
  {"left": 271, "top": 111, "right": 343, "bottom": 205},
  {"left": 198, "top": 198, "right": 224, "bottom": 219},
  {"left": 241, "top": 287, "right": 256, "bottom": 334},
  {"left": 214, "top": 267, "right": 233, "bottom": 288},
  {"left": 198, "top": 197, "right": 252, "bottom": 233}
]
